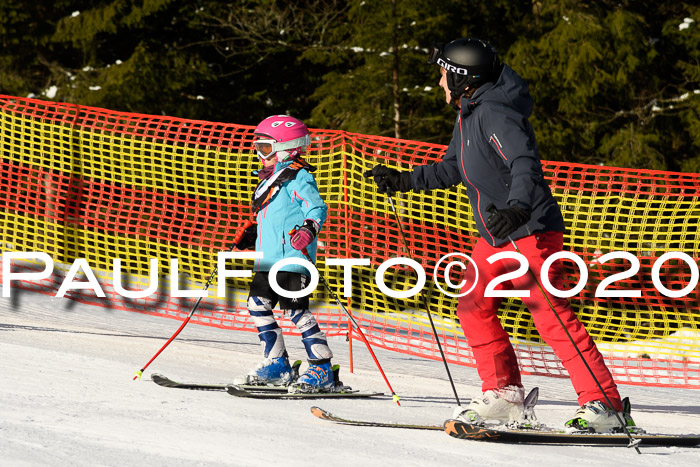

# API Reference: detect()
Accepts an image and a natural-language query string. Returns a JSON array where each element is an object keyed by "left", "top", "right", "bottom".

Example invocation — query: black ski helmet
[{"left": 428, "top": 38, "right": 501, "bottom": 103}]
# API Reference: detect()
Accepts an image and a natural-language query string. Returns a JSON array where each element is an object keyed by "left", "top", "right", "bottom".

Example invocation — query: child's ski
[
  {"left": 226, "top": 385, "right": 383, "bottom": 399},
  {"left": 151, "top": 373, "right": 288, "bottom": 393}
]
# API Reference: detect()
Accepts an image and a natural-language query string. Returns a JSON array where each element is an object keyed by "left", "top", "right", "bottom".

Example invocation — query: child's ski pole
[
  {"left": 133, "top": 219, "right": 254, "bottom": 380},
  {"left": 290, "top": 226, "right": 401, "bottom": 406}
]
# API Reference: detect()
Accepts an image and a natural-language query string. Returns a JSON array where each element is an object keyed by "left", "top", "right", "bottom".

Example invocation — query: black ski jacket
[{"left": 411, "top": 64, "right": 565, "bottom": 247}]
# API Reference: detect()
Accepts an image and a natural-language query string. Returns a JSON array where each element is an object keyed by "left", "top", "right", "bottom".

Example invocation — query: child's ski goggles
[{"left": 254, "top": 134, "right": 310, "bottom": 160}]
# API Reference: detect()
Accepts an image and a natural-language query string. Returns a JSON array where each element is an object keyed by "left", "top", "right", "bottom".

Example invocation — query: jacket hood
[{"left": 461, "top": 64, "right": 533, "bottom": 118}]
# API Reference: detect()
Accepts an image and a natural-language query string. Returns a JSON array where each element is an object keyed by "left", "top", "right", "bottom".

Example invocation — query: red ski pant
[{"left": 456, "top": 232, "right": 621, "bottom": 410}]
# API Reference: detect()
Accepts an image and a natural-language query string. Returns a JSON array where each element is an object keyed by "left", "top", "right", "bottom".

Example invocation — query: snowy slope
[{"left": 1, "top": 287, "right": 699, "bottom": 466}]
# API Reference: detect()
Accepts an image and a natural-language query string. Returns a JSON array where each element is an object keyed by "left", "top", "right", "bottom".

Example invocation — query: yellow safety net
[{"left": 1, "top": 95, "right": 698, "bottom": 388}]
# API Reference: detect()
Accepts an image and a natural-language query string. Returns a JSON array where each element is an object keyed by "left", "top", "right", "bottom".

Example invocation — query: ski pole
[
  {"left": 505, "top": 234, "right": 641, "bottom": 453},
  {"left": 385, "top": 194, "right": 462, "bottom": 407},
  {"left": 290, "top": 226, "right": 401, "bottom": 406},
  {"left": 133, "top": 219, "right": 254, "bottom": 380}
]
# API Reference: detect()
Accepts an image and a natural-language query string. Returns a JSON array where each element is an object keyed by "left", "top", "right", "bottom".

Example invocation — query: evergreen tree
[
  {"left": 306, "top": 0, "right": 531, "bottom": 143},
  {"left": 195, "top": 0, "right": 345, "bottom": 125},
  {"left": 507, "top": 1, "right": 700, "bottom": 171},
  {"left": 0, "top": 0, "right": 697, "bottom": 171},
  {"left": 0, "top": 1, "right": 82, "bottom": 97},
  {"left": 661, "top": 4, "right": 700, "bottom": 172},
  {"left": 49, "top": 0, "right": 214, "bottom": 119}
]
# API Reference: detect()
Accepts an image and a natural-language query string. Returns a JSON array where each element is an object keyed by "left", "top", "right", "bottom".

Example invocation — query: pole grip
[
  {"left": 288, "top": 226, "right": 310, "bottom": 257},
  {"left": 232, "top": 219, "right": 254, "bottom": 246}
]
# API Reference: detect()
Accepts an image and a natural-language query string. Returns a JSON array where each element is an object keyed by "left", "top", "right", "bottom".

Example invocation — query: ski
[
  {"left": 444, "top": 419, "right": 700, "bottom": 447},
  {"left": 226, "top": 385, "right": 384, "bottom": 399},
  {"left": 151, "top": 360, "right": 303, "bottom": 392},
  {"left": 307, "top": 388, "right": 538, "bottom": 431},
  {"left": 310, "top": 406, "right": 442, "bottom": 430},
  {"left": 151, "top": 373, "right": 288, "bottom": 393}
]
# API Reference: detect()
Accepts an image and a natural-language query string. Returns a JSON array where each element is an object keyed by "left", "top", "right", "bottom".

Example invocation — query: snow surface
[{"left": 1, "top": 287, "right": 699, "bottom": 466}]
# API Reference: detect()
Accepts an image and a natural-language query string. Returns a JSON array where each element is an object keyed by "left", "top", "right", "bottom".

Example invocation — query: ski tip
[
  {"left": 444, "top": 419, "right": 459, "bottom": 436},
  {"left": 151, "top": 373, "right": 182, "bottom": 388},
  {"left": 150, "top": 373, "right": 172, "bottom": 385},
  {"left": 310, "top": 406, "right": 329, "bottom": 419},
  {"left": 226, "top": 384, "right": 259, "bottom": 397},
  {"left": 443, "top": 419, "right": 495, "bottom": 440}
]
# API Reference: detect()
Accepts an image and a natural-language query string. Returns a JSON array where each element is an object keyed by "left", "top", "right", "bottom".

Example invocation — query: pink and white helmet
[{"left": 253, "top": 115, "right": 311, "bottom": 162}]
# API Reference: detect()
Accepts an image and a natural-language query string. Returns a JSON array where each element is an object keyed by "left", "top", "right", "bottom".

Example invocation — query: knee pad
[{"left": 248, "top": 296, "right": 273, "bottom": 313}]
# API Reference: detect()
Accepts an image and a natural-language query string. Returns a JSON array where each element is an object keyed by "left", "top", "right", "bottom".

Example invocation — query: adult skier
[
  {"left": 233, "top": 115, "right": 335, "bottom": 391},
  {"left": 364, "top": 38, "right": 637, "bottom": 433}
]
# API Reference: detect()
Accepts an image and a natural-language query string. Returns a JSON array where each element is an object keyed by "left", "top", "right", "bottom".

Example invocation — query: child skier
[{"left": 233, "top": 115, "right": 334, "bottom": 391}]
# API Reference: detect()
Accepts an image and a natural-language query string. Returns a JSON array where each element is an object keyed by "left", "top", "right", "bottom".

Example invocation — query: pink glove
[{"left": 290, "top": 220, "right": 317, "bottom": 250}]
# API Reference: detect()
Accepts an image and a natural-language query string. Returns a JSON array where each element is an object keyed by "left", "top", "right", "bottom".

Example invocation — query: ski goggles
[
  {"left": 427, "top": 42, "right": 445, "bottom": 65},
  {"left": 254, "top": 134, "right": 311, "bottom": 160},
  {"left": 427, "top": 42, "right": 470, "bottom": 76}
]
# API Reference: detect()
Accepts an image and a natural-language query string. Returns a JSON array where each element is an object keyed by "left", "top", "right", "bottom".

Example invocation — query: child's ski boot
[
  {"left": 289, "top": 361, "right": 335, "bottom": 393},
  {"left": 234, "top": 357, "right": 295, "bottom": 386}
]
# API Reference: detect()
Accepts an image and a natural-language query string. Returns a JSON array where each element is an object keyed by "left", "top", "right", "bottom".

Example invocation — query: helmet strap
[{"left": 447, "top": 72, "right": 470, "bottom": 109}]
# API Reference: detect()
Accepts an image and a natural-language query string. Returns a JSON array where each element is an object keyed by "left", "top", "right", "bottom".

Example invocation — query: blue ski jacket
[
  {"left": 253, "top": 160, "right": 327, "bottom": 274},
  {"left": 411, "top": 64, "right": 565, "bottom": 247}
]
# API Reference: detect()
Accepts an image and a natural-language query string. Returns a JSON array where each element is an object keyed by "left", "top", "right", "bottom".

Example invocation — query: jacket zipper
[{"left": 458, "top": 114, "right": 496, "bottom": 245}]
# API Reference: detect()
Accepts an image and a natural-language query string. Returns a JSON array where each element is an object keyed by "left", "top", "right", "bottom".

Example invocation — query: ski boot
[
  {"left": 565, "top": 397, "right": 643, "bottom": 433},
  {"left": 454, "top": 385, "right": 525, "bottom": 426},
  {"left": 454, "top": 386, "right": 539, "bottom": 428},
  {"left": 289, "top": 361, "right": 335, "bottom": 393},
  {"left": 233, "top": 357, "right": 295, "bottom": 386}
]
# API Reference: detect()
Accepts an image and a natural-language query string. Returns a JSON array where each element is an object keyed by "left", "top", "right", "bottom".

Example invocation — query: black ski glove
[
  {"left": 363, "top": 165, "right": 412, "bottom": 194},
  {"left": 235, "top": 223, "right": 258, "bottom": 250},
  {"left": 486, "top": 204, "right": 531, "bottom": 239}
]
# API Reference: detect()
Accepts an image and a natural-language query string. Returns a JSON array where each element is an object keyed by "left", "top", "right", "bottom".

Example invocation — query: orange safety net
[{"left": 1, "top": 94, "right": 699, "bottom": 388}]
